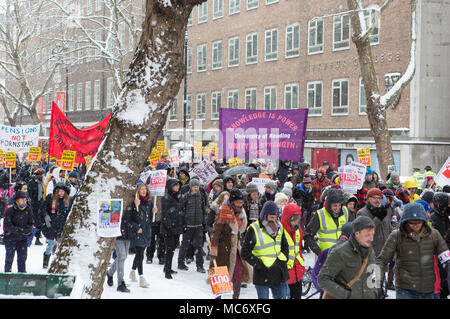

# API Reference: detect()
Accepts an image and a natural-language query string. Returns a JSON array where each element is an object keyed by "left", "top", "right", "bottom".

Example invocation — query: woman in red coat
[{"left": 281, "top": 203, "right": 306, "bottom": 299}]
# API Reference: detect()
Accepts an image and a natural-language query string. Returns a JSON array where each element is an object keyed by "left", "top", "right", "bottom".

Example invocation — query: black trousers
[
  {"left": 146, "top": 223, "right": 165, "bottom": 261},
  {"left": 178, "top": 226, "right": 204, "bottom": 267},
  {"left": 163, "top": 233, "right": 178, "bottom": 273},
  {"left": 4, "top": 238, "right": 28, "bottom": 273},
  {"left": 288, "top": 281, "right": 303, "bottom": 299},
  {"left": 132, "top": 246, "right": 145, "bottom": 275}
]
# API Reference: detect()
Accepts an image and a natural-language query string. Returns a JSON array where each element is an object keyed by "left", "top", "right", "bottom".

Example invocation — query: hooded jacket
[
  {"left": 161, "top": 178, "right": 183, "bottom": 236},
  {"left": 376, "top": 203, "right": 449, "bottom": 294},
  {"left": 40, "top": 185, "right": 72, "bottom": 240},
  {"left": 281, "top": 203, "right": 305, "bottom": 284},
  {"left": 129, "top": 188, "right": 154, "bottom": 248},
  {"left": 45, "top": 167, "right": 77, "bottom": 197},
  {"left": 3, "top": 200, "right": 34, "bottom": 242},
  {"left": 430, "top": 192, "right": 450, "bottom": 239}
]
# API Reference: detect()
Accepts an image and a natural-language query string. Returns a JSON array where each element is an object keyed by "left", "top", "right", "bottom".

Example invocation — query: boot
[
  {"left": 129, "top": 270, "right": 137, "bottom": 282},
  {"left": 387, "top": 265, "right": 395, "bottom": 290},
  {"left": 165, "top": 270, "right": 173, "bottom": 279},
  {"left": 139, "top": 276, "right": 149, "bottom": 288},
  {"left": 117, "top": 281, "right": 130, "bottom": 293},
  {"left": 43, "top": 253, "right": 51, "bottom": 269},
  {"left": 178, "top": 264, "right": 189, "bottom": 271},
  {"left": 196, "top": 265, "right": 206, "bottom": 273},
  {"left": 107, "top": 273, "right": 113, "bottom": 287},
  {"left": 34, "top": 238, "right": 43, "bottom": 246}
]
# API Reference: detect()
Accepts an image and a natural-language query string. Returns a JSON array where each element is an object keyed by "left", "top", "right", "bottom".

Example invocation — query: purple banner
[{"left": 219, "top": 108, "right": 309, "bottom": 162}]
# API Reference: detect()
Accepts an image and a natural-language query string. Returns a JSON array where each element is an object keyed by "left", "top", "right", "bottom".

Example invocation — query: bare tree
[
  {"left": 48, "top": 0, "right": 205, "bottom": 299},
  {"left": 346, "top": 0, "right": 417, "bottom": 180},
  {"left": 0, "top": 0, "right": 68, "bottom": 127}
]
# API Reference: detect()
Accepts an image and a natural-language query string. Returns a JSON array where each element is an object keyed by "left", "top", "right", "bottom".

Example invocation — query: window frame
[
  {"left": 227, "top": 89, "right": 239, "bottom": 109},
  {"left": 228, "top": 36, "right": 240, "bottom": 67},
  {"left": 285, "top": 23, "right": 300, "bottom": 58},
  {"left": 197, "top": 43, "right": 207, "bottom": 72},
  {"left": 264, "top": 86, "right": 277, "bottom": 110},
  {"left": 308, "top": 19, "right": 324, "bottom": 55},
  {"left": 169, "top": 97, "right": 178, "bottom": 121},
  {"left": 245, "top": 87, "right": 257, "bottom": 110},
  {"left": 284, "top": 83, "right": 299, "bottom": 110},
  {"left": 213, "top": 0, "right": 223, "bottom": 19},
  {"left": 229, "top": 0, "right": 241, "bottom": 15},
  {"left": 333, "top": 14, "right": 350, "bottom": 51},
  {"left": 198, "top": 2, "right": 208, "bottom": 24},
  {"left": 331, "top": 78, "right": 350, "bottom": 116},
  {"left": 306, "top": 81, "right": 323, "bottom": 116},
  {"left": 245, "top": 32, "right": 258, "bottom": 64},
  {"left": 247, "top": 0, "right": 258, "bottom": 10},
  {"left": 211, "top": 91, "right": 222, "bottom": 120},
  {"left": 212, "top": 40, "right": 223, "bottom": 70},
  {"left": 264, "top": 28, "right": 278, "bottom": 61}
]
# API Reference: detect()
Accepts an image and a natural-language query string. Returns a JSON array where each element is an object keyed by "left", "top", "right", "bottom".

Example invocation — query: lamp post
[{"left": 183, "top": 31, "right": 188, "bottom": 163}]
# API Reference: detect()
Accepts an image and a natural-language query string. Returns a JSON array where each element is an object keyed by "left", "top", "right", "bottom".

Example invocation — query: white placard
[{"left": 192, "top": 160, "right": 219, "bottom": 186}]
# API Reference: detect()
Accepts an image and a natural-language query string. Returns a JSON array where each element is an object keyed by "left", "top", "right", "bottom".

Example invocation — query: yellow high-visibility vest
[
  {"left": 316, "top": 206, "right": 349, "bottom": 251},
  {"left": 284, "top": 228, "right": 305, "bottom": 269},
  {"left": 250, "top": 220, "right": 287, "bottom": 268}
]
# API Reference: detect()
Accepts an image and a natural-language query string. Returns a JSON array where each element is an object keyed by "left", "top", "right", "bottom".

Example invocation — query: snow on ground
[{"left": 0, "top": 239, "right": 396, "bottom": 299}]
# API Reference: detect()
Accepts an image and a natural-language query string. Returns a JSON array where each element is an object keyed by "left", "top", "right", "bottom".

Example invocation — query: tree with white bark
[{"left": 48, "top": 0, "right": 205, "bottom": 299}]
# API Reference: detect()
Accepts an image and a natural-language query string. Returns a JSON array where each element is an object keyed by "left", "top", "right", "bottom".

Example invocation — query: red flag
[{"left": 48, "top": 102, "right": 111, "bottom": 164}]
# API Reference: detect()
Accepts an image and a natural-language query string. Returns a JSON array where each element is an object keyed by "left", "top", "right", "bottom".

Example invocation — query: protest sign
[
  {"left": 149, "top": 148, "right": 160, "bottom": 168},
  {"left": 156, "top": 140, "right": 166, "bottom": 152},
  {"left": 349, "top": 161, "right": 367, "bottom": 190},
  {"left": 60, "top": 150, "right": 76, "bottom": 171},
  {"left": 48, "top": 102, "right": 110, "bottom": 164},
  {"left": 169, "top": 149, "right": 180, "bottom": 167},
  {"left": 192, "top": 160, "right": 219, "bottom": 186},
  {"left": 435, "top": 156, "right": 450, "bottom": 187},
  {"left": 252, "top": 177, "right": 272, "bottom": 194},
  {"left": 340, "top": 165, "right": 359, "bottom": 194},
  {"left": 0, "top": 149, "right": 4, "bottom": 163},
  {"left": 4, "top": 152, "right": 16, "bottom": 168},
  {"left": 149, "top": 170, "right": 167, "bottom": 196},
  {"left": 0, "top": 124, "right": 40, "bottom": 153},
  {"left": 97, "top": 199, "right": 123, "bottom": 238},
  {"left": 208, "top": 266, "right": 233, "bottom": 298},
  {"left": 85, "top": 155, "right": 93, "bottom": 169},
  {"left": 357, "top": 148, "right": 371, "bottom": 166},
  {"left": 28, "top": 147, "right": 41, "bottom": 162}
]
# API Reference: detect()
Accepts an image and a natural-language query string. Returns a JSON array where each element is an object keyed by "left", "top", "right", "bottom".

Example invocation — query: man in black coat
[
  {"left": 161, "top": 178, "right": 183, "bottom": 279},
  {"left": 27, "top": 168, "right": 45, "bottom": 245},
  {"left": 292, "top": 175, "right": 315, "bottom": 228},
  {"left": 3, "top": 191, "right": 34, "bottom": 273},
  {"left": 241, "top": 201, "right": 289, "bottom": 299}
]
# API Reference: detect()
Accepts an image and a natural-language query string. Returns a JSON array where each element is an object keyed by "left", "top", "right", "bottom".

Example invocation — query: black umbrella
[{"left": 223, "top": 165, "right": 258, "bottom": 176}]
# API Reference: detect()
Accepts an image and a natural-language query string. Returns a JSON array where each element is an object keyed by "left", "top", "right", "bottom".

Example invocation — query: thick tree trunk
[{"left": 48, "top": 0, "right": 205, "bottom": 299}]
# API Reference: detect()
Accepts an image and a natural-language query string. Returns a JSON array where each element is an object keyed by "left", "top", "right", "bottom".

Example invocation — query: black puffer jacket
[
  {"left": 161, "top": 179, "right": 183, "bottom": 236},
  {"left": 430, "top": 192, "right": 450, "bottom": 239},
  {"left": 40, "top": 195, "right": 71, "bottom": 240},
  {"left": 3, "top": 202, "right": 34, "bottom": 241},
  {"left": 181, "top": 190, "right": 205, "bottom": 227}
]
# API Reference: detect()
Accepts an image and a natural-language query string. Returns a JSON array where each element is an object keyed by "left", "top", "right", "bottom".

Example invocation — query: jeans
[
  {"left": 255, "top": 281, "right": 288, "bottom": 299},
  {"left": 108, "top": 240, "right": 130, "bottom": 283},
  {"left": 45, "top": 239, "right": 59, "bottom": 255},
  {"left": 395, "top": 287, "right": 434, "bottom": 299}
]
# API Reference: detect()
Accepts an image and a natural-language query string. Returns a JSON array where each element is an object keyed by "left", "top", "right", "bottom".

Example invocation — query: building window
[
  {"left": 211, "top": 91, "right": 221, "bottom": 120},
  {"left": 196, "top": 93, "right": 206, "bottom": 120},
  {"left": 107, "top": 77, "right": 114, "bottom": 107},
  {"left": 94, "top": 80, "right": 100, "bottom": 109},
  {"left": 230, "top": 0, "right": 240, "bottom": 15},
  {"left": 186, "top": 46, "right": 192, "bottom": 74},
  {"left": 285, "top": 23, "right": 300, "bottom": 58},
  {"left": 228, "top": 36, "right": 239, "bottom": 67},
  {"left": 77, "top": 83, "right": 83, "bottom": 110},
  {"left": 333, "top": 14, "right": 350, "bottom": 51},
  {"left": 212, "top": 40, "right": 223, "bottom": 69},
  {"left": 307, "top": 81, "right": 322, "bottom": 116},
  {"left": 247, "top": 0, "right": 258, "bottom": 10},
  {"left": 227, "top": 89, "right": 239, "bottom": 109},
  {"left": 213, "top": 0, "right": 223, "bottom": 19},
  {"left": 246, "top": 33, "right": 258, "bottom": 64},
  {"left": 266, "top": 0, "right": 278, "bottom": 5},
  {"left": 85, "top": 81, "right": 92, "bottom": 110},
  {"left": 187, "top": 11, "right": 193, "bottom": 26},
  {"left": 184, "top": 94, "right": 192, "bottom": 120},
  {"left": 284, "top": 83, "right": 299, "bottom": 109},
  {"left": 197, "top": 43, "right": 207, "bottom": 72},
  {"left": 198, "top": 3, "right": 207, "bottom": 24},
  {"left": 363, "top": 9, "right": 380, "bottom": 45},
  {"left": 68, "top": 84, "right": 74, "bottom": 111},
  {"left": 264, "top": 86, "right": 277, "bottom": 110},
  {"left": 332, "top": 78, "right": 349, "bottom": 115},
  {"left": 359, "top": 77, "right": 367, "bottom": 115},
  {"left": 308, "top": 19, "right": 324, "bottom": 54},
  {"left": 118, "top": 22, "right": 126, "bottom": 49},
  {"left": 169, "top": 98, "right": 178, "bottom": 121},
  {"left": 245, "top": 87, "right": 257, "bottom": 110},
  {"left": 265, "top": 28, "right": 278, "bottom": 61}
]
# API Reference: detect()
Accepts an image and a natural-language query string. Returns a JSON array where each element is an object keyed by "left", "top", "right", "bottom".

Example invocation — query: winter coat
[
  {"left": 129, "top": 198, "right": 154, "bottom": 248},
  {"left": 45, "top": 167, "right": 77, "bottom": 198},
  {"left": 243, "top": 193, "right": 262, "bottom": 224},
  {"left": 3, "top": 202, "right": 34, "bottom": 242},
  {"left": 241, "top": 219, "right": 289, "bottom": 287},
  {"left": 357, "top": 202, "right": 394, "bottom": 256},
  {"left": 160, "top": 179, "right": 183, "bottom": 236},
  {"left": 376, "top": 209, "right": 449, "bottom": 294},
  {"left": 40, "top": 195, "right": 71, "bottom": 240},
  {"left": 312, "top": 176, "right": 331, "bottom": 202},
  {"left": 362, "top": 179, "right": 378, "bottom": 190},
  {"left": 387, "top": 178, "right": 402, "bottom": 192},
  {"left": 317, "top": 235, "right": 378, "bottom": 299},
  {"left": 281, "top": 204, "right": 305, "bottom": 284},
  {"left": 181, "top": 190, "right": 206, "bottom": 227},
  {"left": 292, "top": 183, "right": 315, "bottom": 225},
  {"left": 276, "top": 160, "right": 290, "bottom": 187},
  {"left": 116, "top": 203, "right": 132, "bottom": 241},
  {"left": 27, "top": 175, "right": 45, "bottom": 229},
  {"left": 209, "top": 203, "right": 251, "bottom": 283}
]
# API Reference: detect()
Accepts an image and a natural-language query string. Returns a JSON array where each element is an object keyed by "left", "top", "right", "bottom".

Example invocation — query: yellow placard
[
  {"left": 85, "top": 155, "right": 93, "bottom": 169},
  {"left": 61, "top": 150, "right": 76, "bottom": 171},
  {"left": 5, "top": 152, "right": 16, "bottom": 168},
  {"left": 194, "top": 141, "right": 202, "bottom": 155},
  {"left": 357, "top": 148, "right": 371, "bottom": 167},
  {"left": 0, "top": 149, "right": 4, "bottom": 163},
  {"left": 28, "top": 147, "right": 41, "bottom": 162},
  {"left": 156, "top": 140, "right": 166, "bottom": 152},
  {"left": 208, "top": 266, "right": 233, "bottom": 297}
]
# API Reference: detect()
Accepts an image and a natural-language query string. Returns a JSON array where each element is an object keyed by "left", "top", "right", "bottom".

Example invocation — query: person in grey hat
[
  {"left": 261, "top": 181, "right": 277, "bottom": 206},
  {"left": 387, "top": 172, "right": 402, "bottom": 192},
  {"left": 178, "top": 176, "right": 206, "bottom": 273},
  {"left": 317, "top": 215, "right": 378, "bottom": 299}
]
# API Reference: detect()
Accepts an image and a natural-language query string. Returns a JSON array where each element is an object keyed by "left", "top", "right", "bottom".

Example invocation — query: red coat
[{"left": 281, "top": 203, "right": 305, "bottom": 284}]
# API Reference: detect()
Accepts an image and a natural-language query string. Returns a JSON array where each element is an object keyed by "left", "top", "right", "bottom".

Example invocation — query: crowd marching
[{"left": 0, "top": 153, "right": 449, "bottom": 299}]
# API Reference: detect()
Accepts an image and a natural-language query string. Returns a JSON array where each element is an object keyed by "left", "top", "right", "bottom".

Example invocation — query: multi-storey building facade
[{"left": 167, "top": 0, "right": 450, "bottom": 176}]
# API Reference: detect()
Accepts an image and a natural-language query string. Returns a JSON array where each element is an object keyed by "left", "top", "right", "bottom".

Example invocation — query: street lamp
[{"left": 183, "top": 30, "right": 188, "bottom": 163}]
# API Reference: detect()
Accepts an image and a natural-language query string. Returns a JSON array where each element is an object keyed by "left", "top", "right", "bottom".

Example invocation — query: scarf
[
  {"left": 262, "top": 220, "right": 280, "bottom": 238},
  {"left": 406, "top": 224, "right": 430, "bottom": 242},
  {"left": 350, "top": 234, "right": 370, "bottom": 258},
  {"left": 139, "top": 195, "right": 149, "bottom": 205}
]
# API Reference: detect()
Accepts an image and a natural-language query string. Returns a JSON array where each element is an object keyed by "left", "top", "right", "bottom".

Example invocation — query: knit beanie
[
  {"left": 259, "top": 200, "right": 280, "bottom": 220},
  {"left": 353, "top": 216, "right": 375, "bottom": 233},
  {"left": 367, "top": 188, "right": 383, "bottom": 199},
  {"left": 212, "top": 179, "right": 223, "bottom": 189},
  {"left": 281, "top": 182, "right": 293, "bottom": 197},
  {"left": 274, "top": 192, "right": 288, "bottom": 206},
  {"left": 420, "top": 190, "right": 434, "bottom": 204},
  {"left": 265, "top": 181, "right": 277, "bottom": 192},
  {"left": 190, "top": 179, "right": 200, "bottom": 188},
  {"left": 246, "top": 182, "right": 259, "bottom": 194},
  {"left": 390, "top": 172, "right": 399, "bottom": 180},
  {"left": 366, "top": 167, "right": 373, "bottom": 175}
]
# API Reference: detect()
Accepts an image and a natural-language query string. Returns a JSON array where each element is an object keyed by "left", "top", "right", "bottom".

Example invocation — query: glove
[{"left": 44, "top": 214, "right": 51, "bottom": 228}]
